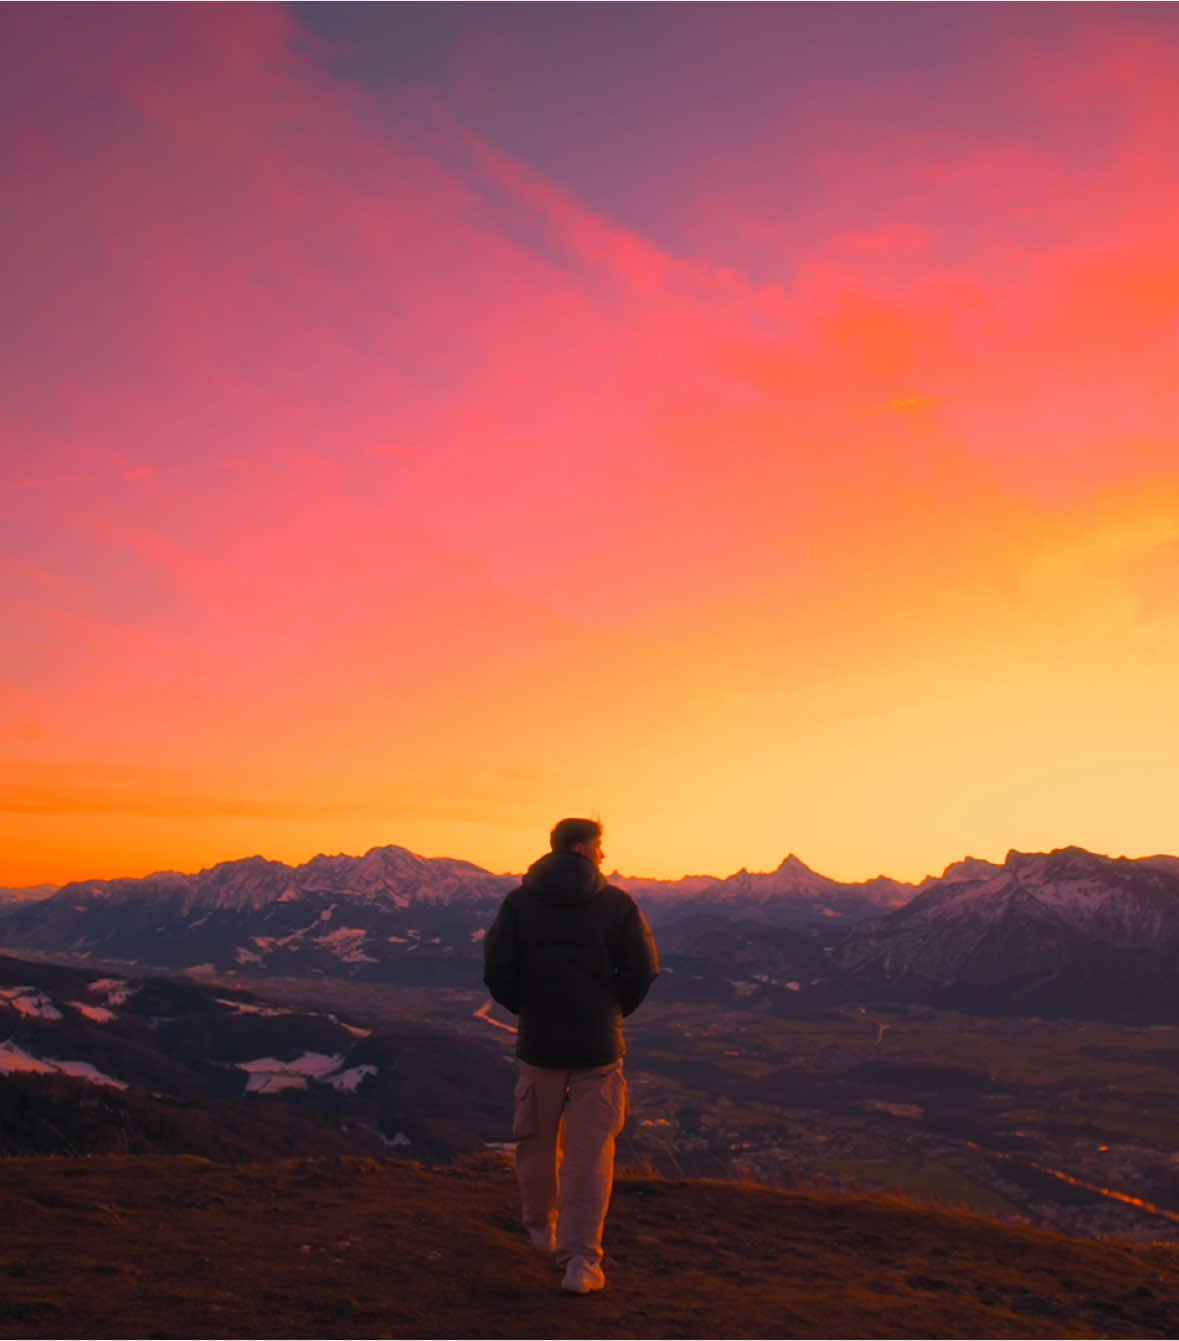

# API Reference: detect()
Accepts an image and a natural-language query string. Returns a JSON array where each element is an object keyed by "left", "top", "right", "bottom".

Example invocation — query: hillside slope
[
  {"left": 0, "top": 1156, "right": 1177, "bottom": 1338},
  {"left": 0, "top": 953, "right": 513, "bottom": 1162}
]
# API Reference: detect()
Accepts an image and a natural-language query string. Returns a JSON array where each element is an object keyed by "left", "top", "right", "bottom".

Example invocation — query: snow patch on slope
[
  {"left": 0, "top": 1039, "right": 128, "bottom": 1088},
  {"left": 215, "top": 998, "right": 291, "bottom": 1019},
  {"left": 88, "top": 978, "right": 131, "bottom": 1008},
  {"left": 237, "top": 1051, "right": 375, "bottom": 1093},
  {"left": 54, "top": 1058, "right": 129, "bottom": 1089},
  {"left": 237, "top": 1051, "right": 354, "bottom": 1092},
  {"left": 326, "top": 1065, "right": 377, "bottom": 1093},
  {"left": 0, "top": 1040, "right": 55, "bottom": 1074},
  {"left": 0, "top": 988, "right": 63, "bottom": 1020},
  {"left": 243, "top": 1071, "right": 307, "bottom": 1094},
  {"left": 328, "top": 1016, "right": 371, "bottom": 1039},
  {"left": 314, "top": 927, "right": 378, "bottom": 963}
]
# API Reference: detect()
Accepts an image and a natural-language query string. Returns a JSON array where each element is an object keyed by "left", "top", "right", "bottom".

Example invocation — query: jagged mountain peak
[
  {"left": 291, "top": 844, "right": 512, "bottom": 906},
  {"left": 1004, "top": 845, "right": 1109, "bottom": 876},
  {"left": 776, "top": 853, "right": 817, "bottom": 874},
  {"left": 836, "top": 843, "right": 1179, "bottom": 1017},
  {"left": 0, "top": 842, "right": 527, "bottom": 979},
  {"left": 207, "top": 854, "right": 279, "bottom": 871},
  {"left": 8, "top": 842, "right": 1179, "bottom": 1022},
  {"left": 938, "top": 856, "right": 1003, "bottom": 883},
  {"left": 717, "top": 858, "right": 832, "bottom": 890},
  {"left": 305, "top": 842, "right": 419, "bottom": 868}
]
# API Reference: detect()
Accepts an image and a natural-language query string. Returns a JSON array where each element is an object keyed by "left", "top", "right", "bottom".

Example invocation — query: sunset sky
[{"left": 3, "top": 4, "right": 1178, "bottom": 888}]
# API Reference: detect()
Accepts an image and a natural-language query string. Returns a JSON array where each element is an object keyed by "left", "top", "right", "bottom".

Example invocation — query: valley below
[
  {"left": 232, "top": 975, "right": 1179, "bottom": 1244},
  {"left": 4, "top": 949, "right": 1179, "bottom": 1337},
  {"left": 4, "top": 839, "right": 1179, "bottom": 1266}
]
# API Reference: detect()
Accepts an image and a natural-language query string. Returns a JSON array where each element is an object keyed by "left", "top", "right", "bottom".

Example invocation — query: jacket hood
[{"left": 521, "top": 850, "right": 607, "bottom": 906}]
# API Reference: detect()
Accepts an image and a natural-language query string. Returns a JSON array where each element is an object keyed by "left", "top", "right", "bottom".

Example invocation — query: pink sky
[{"left": 2, "top": 5, "right": 1178, "bottom": 885}]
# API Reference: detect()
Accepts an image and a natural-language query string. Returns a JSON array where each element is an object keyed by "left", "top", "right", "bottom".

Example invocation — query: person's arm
[
  {"left": 483, "top": 895, "right": 521, "bottom": 1014},
  {"left": 612, "top": 897, "right": 659, "bottom": 1016}
]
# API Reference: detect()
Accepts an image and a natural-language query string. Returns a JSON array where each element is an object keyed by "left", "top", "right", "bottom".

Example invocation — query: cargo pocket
[
  {"left": 592, "top": 1066, "right": 628, "bottom": 1137},
  {"left": 512, "top": 1079, "right": 538, "bottom": 1141}
]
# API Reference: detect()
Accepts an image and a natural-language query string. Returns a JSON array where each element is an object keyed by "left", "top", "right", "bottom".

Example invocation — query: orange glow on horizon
[{"left": 3, "top": 7, "right": 1179, "bottom": 888}]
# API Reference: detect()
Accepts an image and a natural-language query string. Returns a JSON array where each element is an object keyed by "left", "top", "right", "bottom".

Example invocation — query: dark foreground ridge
[{"left": 1, "top": 1156, "right": 1177, "bottom": 1339}]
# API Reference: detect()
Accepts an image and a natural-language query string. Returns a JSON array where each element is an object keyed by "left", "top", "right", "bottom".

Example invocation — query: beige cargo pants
[{"left": 513, "top": 1058, "right": 628, "bottom": 1266}]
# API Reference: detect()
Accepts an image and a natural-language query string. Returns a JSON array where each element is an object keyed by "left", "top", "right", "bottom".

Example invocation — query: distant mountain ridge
[
  {"left": 836, "top": 845, "right": 1179, "bottom": 1021},
  {"left": 47, "top": 845, "right": 512, "bottom": 913},
  {"left": 0, "top": 844, "right": 516, "bottom": 982},
  {"left": 2, "top": 842, "right": 1178, "bottom": 1022},
  {"left": 619, "top": 853, "right": 914, "bottom": 927},
  {"left": 0, "top": 843, "right": 914, "bottom": 982},
  {"left": 0, "top": 883, "right": 58, "bottom": 907},
  {"left": 842, "top": 846, "right": 1179, "bottom": 968}
]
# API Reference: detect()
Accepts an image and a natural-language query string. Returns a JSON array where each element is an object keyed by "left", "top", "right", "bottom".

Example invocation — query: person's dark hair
[{"left": 550, "top": 817, "right": 602, "bottom": 852}]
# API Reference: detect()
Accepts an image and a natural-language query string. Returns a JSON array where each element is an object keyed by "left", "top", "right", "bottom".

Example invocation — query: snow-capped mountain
[
  {"left": 621, "top": 855, "right": 914, "bottom": 929},
  {"left": 5, "top": 842, "right": 1179, "bottom": 1021},
  {"left": 0, "top": 845, "right": 516, "bottom": 980},
  {"left": 47, "top": 845, "right": 511, "bottom": 915},
  {"left": 0, "top": 845, "right": 908, "bottom": 981},
  {"left": 835, "top": 847, "right": 1179, "bottom": 1021},
  {"left": 613, "top": 858, "right": 913, "bottom": 1003}
]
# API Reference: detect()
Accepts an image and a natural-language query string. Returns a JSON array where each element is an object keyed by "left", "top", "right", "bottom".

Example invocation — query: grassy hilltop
[{"left": 1, "top": 1155, "right": 1178, "bottom": 1339}]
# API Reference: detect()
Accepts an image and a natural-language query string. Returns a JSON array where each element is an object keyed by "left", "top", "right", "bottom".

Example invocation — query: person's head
[{"left": 550, "top": 817, "right": 604, "bottom": 867}]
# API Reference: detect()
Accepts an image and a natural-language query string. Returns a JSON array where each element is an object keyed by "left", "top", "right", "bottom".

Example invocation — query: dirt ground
[{"left": 1, "top": 1154, "right": 1178, "bottom": 1338}]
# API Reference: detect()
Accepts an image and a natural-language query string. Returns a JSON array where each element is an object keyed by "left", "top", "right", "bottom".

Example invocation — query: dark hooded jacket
[{"left": 483, "top": 850, "right": 659, "bottom": 1069}]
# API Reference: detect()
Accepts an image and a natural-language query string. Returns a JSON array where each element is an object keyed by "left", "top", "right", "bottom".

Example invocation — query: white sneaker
[
  {"left": 527, "top": 1224, "right": 557, "bottom": 1254},
  {"left": 561, "top": 1256, "right": 606, "bottom": 1294}
]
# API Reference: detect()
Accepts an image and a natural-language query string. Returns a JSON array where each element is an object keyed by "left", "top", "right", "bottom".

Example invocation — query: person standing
[{"left": 483, "top": 817, "right": 659, "bottom": 1294}]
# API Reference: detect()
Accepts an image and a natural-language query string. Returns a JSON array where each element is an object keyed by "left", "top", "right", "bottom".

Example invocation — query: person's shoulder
[
  {"left": 494, "top": 882, "right": 527, "bottom": 911},
  {"left": 601, "top": 882, "right": 641, "bottom": 914}
]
